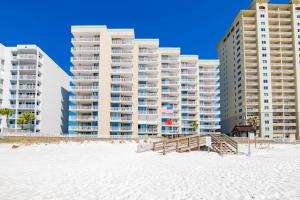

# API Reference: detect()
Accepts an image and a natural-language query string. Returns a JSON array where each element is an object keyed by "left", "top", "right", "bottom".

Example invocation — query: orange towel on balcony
[{"left": 164, "top": 118, "right": 173, "bottom": 125}]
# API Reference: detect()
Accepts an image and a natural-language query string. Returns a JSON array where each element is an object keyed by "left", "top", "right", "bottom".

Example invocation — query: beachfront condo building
[
  {"left": 0, "top": 44, "right": 69, "bottom": 135},
  {"left": 69, "top": 25, "right": 220, "bottom": 136},
  {"left": 218, "top": 0, "right": 300, "bottom": 140}
]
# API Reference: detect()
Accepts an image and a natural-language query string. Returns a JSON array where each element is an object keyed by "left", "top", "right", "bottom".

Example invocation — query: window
[
  {"left": 265, "top": 120, "right": 269, "bottom": 124},
  {"left": 262, "top": 47, "right": 267, "bottom": 50},
  {"left": 260, "top": 14, "right": 265, "bottom": 18},
  {"left": 261, "top": 28, "right": 266, "bottom": 31},
  {"left": 264, "top": 99, "right": 269, "bottom": 103},
  {"left": 263, "top": 60, "right": 267, "bottom": 63},
  {"left": 262, "top": 53, "right": 267, "bottom": 57},
  {"left": 264, "top": 86, "right": 268, "bottom": 90},
  {"left": 264, "top": 106, "right": 269, "bottom": 110},
  {"left": 263, "top": 80, "right": 268, "bottom": 83},
  {"left": 262, "top": 41, "right": 266, "bottom": 44},
  {"left": 261, "top": 22, "right": 265, "bottom": 25}
]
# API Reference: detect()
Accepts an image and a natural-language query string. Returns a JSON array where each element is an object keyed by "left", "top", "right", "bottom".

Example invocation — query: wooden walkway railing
[
  {"left": 153, "top": 134, "right": 206, "bottom": 155},
  {"left": 153, "top": 134, "right": 239, "bottom": 155}
]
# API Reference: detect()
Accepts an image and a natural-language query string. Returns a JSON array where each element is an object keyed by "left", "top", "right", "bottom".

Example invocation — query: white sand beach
[{"left": 0, "top": 142, "right": 299, "bottom": 200}]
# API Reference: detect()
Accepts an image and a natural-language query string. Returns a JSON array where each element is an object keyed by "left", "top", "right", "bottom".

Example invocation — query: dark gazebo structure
[{"left": 231, "top": 125, "right": 256, "bottom": 137}]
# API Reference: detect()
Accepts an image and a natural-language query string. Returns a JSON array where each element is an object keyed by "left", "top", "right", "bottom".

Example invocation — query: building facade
[
  {"left": 69, "top": 25, "right": 220, "bottom": 137},
  {"left": 218, "top": 0, "right": 300, "bottom": 140},
  {"left": 0, "top": 44, "right": 69, "bottom": 135}
]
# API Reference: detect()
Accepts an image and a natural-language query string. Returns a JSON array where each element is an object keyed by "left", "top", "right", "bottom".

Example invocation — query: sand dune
[{"left": 0, "top": 142, "right": 299, "bottom": 200}]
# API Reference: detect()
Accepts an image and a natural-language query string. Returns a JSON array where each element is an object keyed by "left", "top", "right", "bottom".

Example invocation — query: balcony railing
[
  {"left": 72, "top": 76, "right": 99, "bottom": 81},
  {"left": 70, "top": 66, "right": 99, "bottom": 71},
  {"left": 69, "top": 126, "right": 98, "bottom": 131},
  {"left": 71, "top": 37, "right": 100, "bottom": 42},
  {"left": 71, "top": 56, "right": 100, "bottom": 61},
  {"left": 71, "top": 47, "right": 100, "bottom": 51},
  {"left": 17, "top": 54, "right": 37, "bottom": 60},
  {"left": 111, "top": 97, "right": 132, "bottom": 102},
  {"left": 71, "top": 86, "right": 99, "bottom": 90},
  {"left": 110, "top": 126, "right": 133, "bottom": 131},
  {"left": 69, "top": 116, "right": 98, "bottom": 121},
  {"left": 70, "top": 96, "right": 98, "bottom": 100},
  {"left": 69, "top": 106, "right": 98, "bottom": 110},
  {"left": 112, "top": 39, "right": 133, "bottom": 45},
  {"left": 111, "top": 107, "right": 133, "bottom": 112}
]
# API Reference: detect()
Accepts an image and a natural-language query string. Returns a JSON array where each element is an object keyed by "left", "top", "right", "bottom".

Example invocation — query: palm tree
[
  {"left": 17, "top": 117, "right": 26, "bottom": 130},
  {"left": 18, "top": 112, "right": 35, "bottom": 132},
  {"left": 0, "top": 108, "right": 15, "bottom": 130},
  {"left": 247, "top": 116, "right": 258, "bottom": 148},
  {"left": 191, "top": 122, "right": 199, "bottom": 133}
]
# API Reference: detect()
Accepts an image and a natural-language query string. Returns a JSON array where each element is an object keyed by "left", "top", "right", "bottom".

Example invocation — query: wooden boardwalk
[
  {"left": 153, "top": 134, "right": 238, "bottom": 155},
  {"left": 153, "top": 134, "right": 206, "bottom": 155}
]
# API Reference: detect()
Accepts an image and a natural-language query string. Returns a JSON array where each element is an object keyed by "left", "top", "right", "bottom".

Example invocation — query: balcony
[
  {"left": 161, "top": 130, "right": 179, "bottom": 134},
  {"left": 11, "top": 75, "right": 37, "bottom": 81},
  {"left": 11, "top": 94, "right": 36, "bottom": 100},
  {"left": 17, "top": 54, "right": 37, "bottom": 60},
  {"left": 110, "top": 107, "right": 133, "bottom": 112},
  {"left": 72, "top": 76, "right": 99, "bottom": 82},
  {"left": 161, "top": 57, "right": 179, "bottom": 62},
  {"left": 69, "top": 96, "right": 98, "bottom": 101},
  {"left": 111, "top": 78, "right": 132, "bottom": 83},
  {"left": 138, "top": 129, "right": 158, "bottom": 134},
  {"left": 111, "top": 69, "right": 133, "bottom": 74},
  {"left": 112, "top": 49, "right": 132, "bottom": 54},
  {"left": 139, "top": 57, "right": 158, "bottom": 63},
  {"left": 71, "top": 37, "right": 100, "bottom": 43},
  {"left": 138, "top": 101, "right": 157, "bottom": 106},
  {"left": 69, "top": 106, "right": 98, "bottom": 111},
  {"left": 71, "top": 56, "right": 100, "bottom": 62},
  {"left": 138, "top": 93, "right": 158, "bottom": 97},
  {"left": 69, "top": 126, "right": 98, "bottom": 131},
  {"left": 162, "top": 64, "right": 179, "bottom": 70},
  {"left": 111, "top": 116, "right": 132, "bottom": 121},
  {"left": 138, "top": 66, "right": 158, "bottom": 71},
  {"left": 139, "top": 49, "right": 158, "bottom": 54},
  {"left": 69, "top": 116, "right": 98, "bottom": 121},
  {"left": 18, "top": 105, "right": 36, "bottom": 109},
  {"left": 70, "top": 86, "right": 99, "bottom": 91},
  {"left": 111, "top": 87, "right": 133, "bottom": 93},
  {"left": 138, "top": 110, "right": 157, "bottom": 115},
  {"left": 110, "top": 126, "right": 133, "bottom": 131},
  {"left": 112, "top": 39, "right": 133, "bottom": 45},
  {"left": 70, "top": 66, "right": 99, "bottom": 72},
  {"left": 111, "top": 97, "right": 132, "bottom": 102},
  {"left": 71, "top": 47, "right": 100, "bottom": 52},
  {"left": 111, "top": 58, "right": 132, "bottom": 63},
  {"left": 161, "top": 72, "right": 179, "bottom": 77}
]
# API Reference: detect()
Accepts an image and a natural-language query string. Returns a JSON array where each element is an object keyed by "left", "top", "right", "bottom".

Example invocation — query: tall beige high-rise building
[
  {"left": 69, "top": 26, "right": 220, "bottom": 137},
  {"left": 218, "top": 0, "right": 300, "bottom": 140}
]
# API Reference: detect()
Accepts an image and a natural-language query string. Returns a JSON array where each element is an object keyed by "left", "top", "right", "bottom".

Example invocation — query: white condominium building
[
  {"left": 69, "top": 25, "right": 220, "bottom": 137},
  {"left": 218, "top": 0, "right": 300, "bottom": 140},
  {"left": 0, "top": 44, "right": 69, "bottom": 135},
  {"left": 199, "top": 60, "right": 221, "bottom": 134}
]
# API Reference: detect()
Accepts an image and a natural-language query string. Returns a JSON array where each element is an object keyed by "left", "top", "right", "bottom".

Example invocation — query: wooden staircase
[{"left": 210, "top": 134, "right": 238, "bottom": 155}]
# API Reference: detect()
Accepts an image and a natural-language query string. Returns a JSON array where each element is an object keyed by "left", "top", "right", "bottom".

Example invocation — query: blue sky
[{"left": 0, "top": 0, "right": 287, "bottom": 74}]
